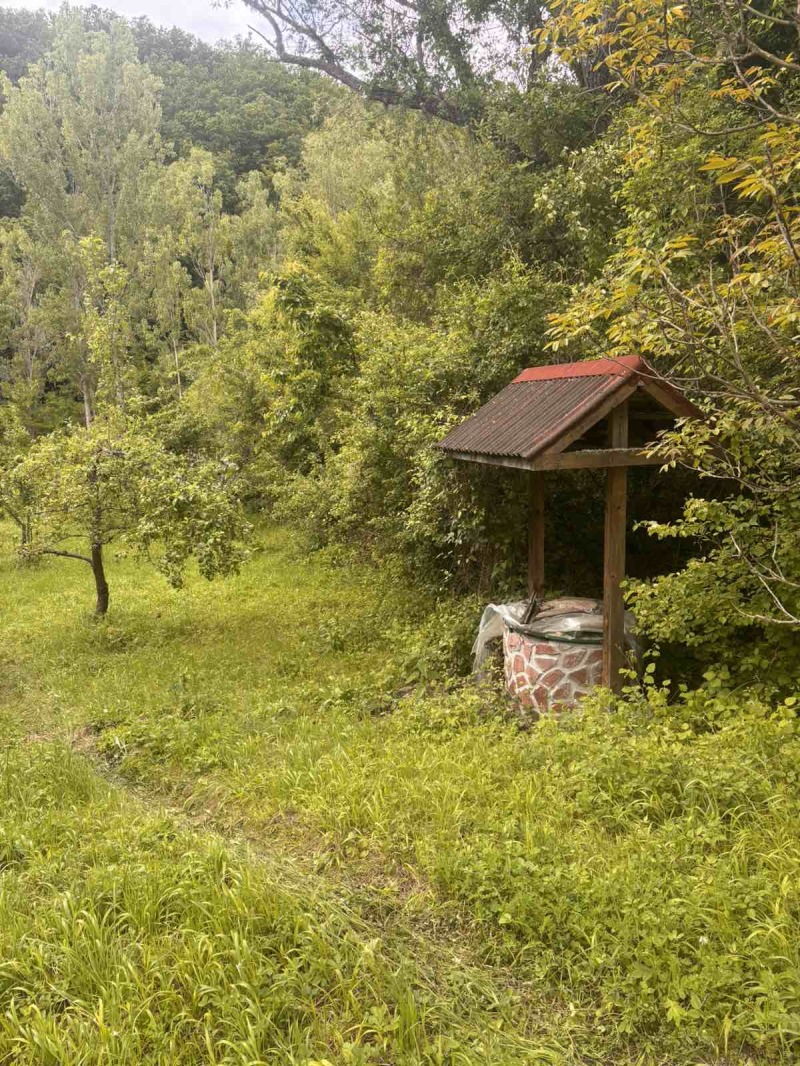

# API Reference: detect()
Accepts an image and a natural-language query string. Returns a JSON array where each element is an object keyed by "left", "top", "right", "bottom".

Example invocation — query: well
[
  {"left": 503, "top": 629, "right": 603, "bottom": 712},
  {"left": 437, "top": 356, "right": 701, "bottom": 696},
  {"left": 474, "top": 597, "right": 639, "bottom": 713}
]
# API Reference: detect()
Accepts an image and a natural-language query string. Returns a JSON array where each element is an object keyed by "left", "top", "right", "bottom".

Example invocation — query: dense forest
[
  {"left": 1, "top": 1, "right": 797, "bottom": 681},
  {"left": 0, "top": 1, "right": 799, "bottom": 1062}
]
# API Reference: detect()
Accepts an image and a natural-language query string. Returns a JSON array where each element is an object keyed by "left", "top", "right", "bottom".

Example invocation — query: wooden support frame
[
  {"left": 531, "top": 448, "right": 659, "bottom": 471},
  {"left": 436, "top": 356, "right": 702, "bottom": 702},
  {"left": 602, "top": 402, "right": 628, "bottom": 692},
  {"left": 443, "top": 447, "right": 662, "bottom": 473},
  {"left": 528, "top": 472, "right": 545, "bottom": 598}
]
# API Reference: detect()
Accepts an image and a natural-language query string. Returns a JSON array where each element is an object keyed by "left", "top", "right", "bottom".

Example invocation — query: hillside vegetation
[{"left": 0, "top": 0, "right": 798, "bottom": 1062}]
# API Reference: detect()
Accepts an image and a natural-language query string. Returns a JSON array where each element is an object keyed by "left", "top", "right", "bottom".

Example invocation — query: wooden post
[
  {"left": 528, "top": 472, "right": 545, "bottom": 598},
  {"left": 603, "top": 402, "right": 628, "bottom": 691}
]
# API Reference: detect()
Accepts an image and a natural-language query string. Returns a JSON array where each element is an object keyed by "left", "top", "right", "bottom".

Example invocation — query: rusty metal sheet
[
  {"left": 436, "top": 355, "right": 701, "bottom": 461},
  {"left": 437, "top": 375, "right": 623, "bottom": 459}
]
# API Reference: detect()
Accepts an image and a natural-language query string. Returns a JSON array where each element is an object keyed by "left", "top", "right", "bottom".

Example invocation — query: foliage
[
  {"left": 0, "top": 13, "right": 296, "bottom": 436},
  {"left": 0, "top": 399, "right": 31, "bottom": 542},
  {"left": 0, "top": 14, "right": 163, "bottom": 425},
  {"left": 279, "top": 98, "right": 608, "bottom": 317},
  {"left": 1, "top": 4, "right": 799, "bottom": 1064},
  {"left": 150, "top": 38, "right": 331, "bottom": 211},
  {"left": 185, "top": 262, "right": 355, "bottom": 502},
  {"left": 196, "top": 92, "right": 624, "bottom": 587},
  {"left": 0, "top": 8, "right": 630, "bottom": 606},
  {"left": 0, "top": 0, "right": 795, "bottom": 660},
  {"left": 201, "top": 252, "right": 565, "bottom": 587},
  {"left": 0, "top": 16, "right": 256, "bottom": 618},
  {"left": 242, "top": 0, "right": 550, "bottom": 131},
  {"left": 6, "top": 4, "right": 800, "bottom": 1064},
  {"left": 0, "top": 14, "right": 162, "bottom": 259},
  {"left": 10, "top": 413, "right": 249, "bottom": 613},
  {"left": 281, "top": 283, "right": 531, "bottom": 582},
  {"left": 0, "top": 6, "right": 52, "bottom": 84},
  {"left": 0, "top": 8, "right": 330, "bottom": 212},
  {"left": 540, "top": 0, "right": 800, "bottom": 667}
]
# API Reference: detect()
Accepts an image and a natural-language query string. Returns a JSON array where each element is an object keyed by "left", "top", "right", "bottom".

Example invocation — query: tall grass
[
  {"left": 1, "top": 522, "right": 798, "bottom": 1061},
  {"left": 0, "top": 737, "right": 568, "bottom": 1064}
]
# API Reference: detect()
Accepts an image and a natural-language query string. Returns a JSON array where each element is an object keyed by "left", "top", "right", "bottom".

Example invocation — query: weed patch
[{"left": 0, "top": 742, "right": 565, "bottom": 1065}]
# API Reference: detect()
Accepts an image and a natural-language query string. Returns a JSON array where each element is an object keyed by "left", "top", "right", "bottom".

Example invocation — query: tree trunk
[
  {"left": 82, "top": 379, "right": 94, "bottom": 428},
  {"left": 91, "top": 542, "right": 109, "bottom": 616},
  {"left": 172, "top": 338, "right": 183, "bottom": 399},
  {"left": 208, "top": 268, "right": 218, "bottom": 347}
]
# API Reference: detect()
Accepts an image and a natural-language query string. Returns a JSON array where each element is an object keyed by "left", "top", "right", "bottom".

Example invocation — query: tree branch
[
  {"left": 34, "top": 547, "right": 94, "bottom": 565},
  {"left": 244, "top": 0, "right": 480, "bottom": 126}
]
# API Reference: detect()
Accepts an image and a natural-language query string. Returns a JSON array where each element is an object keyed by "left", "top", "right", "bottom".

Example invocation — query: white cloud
[{"left": 3, "top": 0, "right": 258, "bottom": 44}]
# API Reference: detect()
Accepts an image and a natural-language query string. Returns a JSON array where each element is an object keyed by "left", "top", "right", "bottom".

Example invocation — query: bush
[
  {"left": 390, "top": 686, "right": 800, "bottom": 1055},
  {"left": 277, "top": 258, "right": 567, "bottom": 590}
]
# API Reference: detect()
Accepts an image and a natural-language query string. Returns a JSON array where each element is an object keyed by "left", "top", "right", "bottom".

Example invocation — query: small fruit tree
[{"left": 10, "top": 413, "right": 249, "bottom": 615}]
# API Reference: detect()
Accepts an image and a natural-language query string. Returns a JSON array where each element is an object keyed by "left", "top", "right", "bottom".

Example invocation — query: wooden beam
[
  {"left": 528, "top": 472, "right": 545, "bottom": 598},
  {"left": 440, "top": 447, "right": 661, "bottom": 472},
  {"left": 603, "top": 402, "right": 629, "bottom": 693},
  {"left": 530, "top": 448, "right": 660, "bottom": 471}
]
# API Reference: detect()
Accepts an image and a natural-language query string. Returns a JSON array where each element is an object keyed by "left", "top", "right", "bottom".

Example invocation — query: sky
[{"left": 7, "top": 0, "right": 257, "bottom": 44}]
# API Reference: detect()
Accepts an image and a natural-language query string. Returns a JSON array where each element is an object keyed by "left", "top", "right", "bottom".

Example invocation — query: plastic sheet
[{"left": 472, "top": 597, "right": 640, "bottom": 670}]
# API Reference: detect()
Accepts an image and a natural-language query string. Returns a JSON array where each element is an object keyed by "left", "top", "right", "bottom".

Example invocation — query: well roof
[{"left": 436, "top": 356, "right": 698, "bottom": 462}]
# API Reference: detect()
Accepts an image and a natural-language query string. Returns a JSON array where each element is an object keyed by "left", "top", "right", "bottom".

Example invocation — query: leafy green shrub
[{"left": 274, "top": 258, "right": 566, "bottom": 590}]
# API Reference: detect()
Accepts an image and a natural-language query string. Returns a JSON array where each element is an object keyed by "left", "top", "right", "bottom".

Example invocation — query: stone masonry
[{"left": 503, "top": 626, "right": 604, "bottom": 713}]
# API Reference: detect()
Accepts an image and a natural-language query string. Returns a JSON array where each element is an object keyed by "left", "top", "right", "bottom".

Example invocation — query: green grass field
[{"left": 1, "top": 522, "right": 799, "bottom": 1064}]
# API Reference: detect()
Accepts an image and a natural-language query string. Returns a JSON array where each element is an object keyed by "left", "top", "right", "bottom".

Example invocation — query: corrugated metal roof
[
  {"left": 438, "top": 375, "right": 623, "bottom": 458},
  {"left": 436, "top": 355, "right": 697, "bottom": 460}
]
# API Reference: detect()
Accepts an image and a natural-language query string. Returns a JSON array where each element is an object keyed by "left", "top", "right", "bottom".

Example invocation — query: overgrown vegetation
[
  {"left": 0, "top": 740, "right": 557, "bottom": 1064},
  {"left": 1, "top": 525, "right": 799, "bottom": 1063},
  {"left": 1, "top": 0, "right": 799, "bottom": 1061}
]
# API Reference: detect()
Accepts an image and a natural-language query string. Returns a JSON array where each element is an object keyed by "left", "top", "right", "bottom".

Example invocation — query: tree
[
  {"left": 153, "top": 150, "right": 233, "bottom": 349},
  {"left": 148, "top": 37, "right": 331, "bottom": 209},
  {"left": 10, "top": 413, "right": 249, "bottom": 615},
  {"left": 0, "top": 225, "right": 48, "bottom": 431},
  {"left": 0, "top": 16, "right": 290, "bottom": 438},
  {"left": 0, "top": 13, "right": 163, "bottom": 426},
  {"left": 0, "top": 7, "right": 54, "bottom": 85},
  {"left": 542, "top": 0, "right": 800, "bottom": 669},
  {"left": 240, "top": 0, "right": 552, "bottom": 128},
  {"left": 0, "top": 10, "right": 331, "bottom": 213},
  {"left": 139, "top": 247, "right": 192, "bottom": 399},
  {"left": 0, "top": 14, "right": 162, "bottom": 262},
  {"left": 2, "top": 223, "right": 251, "bottom": 617},
  {"left": 0, "top": 400, "right": 33, "bottom": 546}
]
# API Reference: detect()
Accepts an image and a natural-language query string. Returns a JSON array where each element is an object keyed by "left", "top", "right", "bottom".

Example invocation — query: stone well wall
[{"left": 502, "top": 627, "right": 604, "bottom": 713}]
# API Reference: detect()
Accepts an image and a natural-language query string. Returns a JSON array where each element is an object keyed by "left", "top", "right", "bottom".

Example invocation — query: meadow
[{"left": 1, "top": 522, "right": 799, "bottom": 1064}]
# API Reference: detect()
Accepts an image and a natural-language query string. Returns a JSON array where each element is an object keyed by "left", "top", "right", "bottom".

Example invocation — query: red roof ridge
[{"left": 513, "top": 355, "right": 644, "bottom": 383}]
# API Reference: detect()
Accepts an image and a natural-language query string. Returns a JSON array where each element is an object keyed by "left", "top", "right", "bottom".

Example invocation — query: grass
[
  {"left": 0, "top": 735, "right": 564, "bottom": 1065},
  {"left": 1, "top": 522, "right": 799, "bottom": 1063}
]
